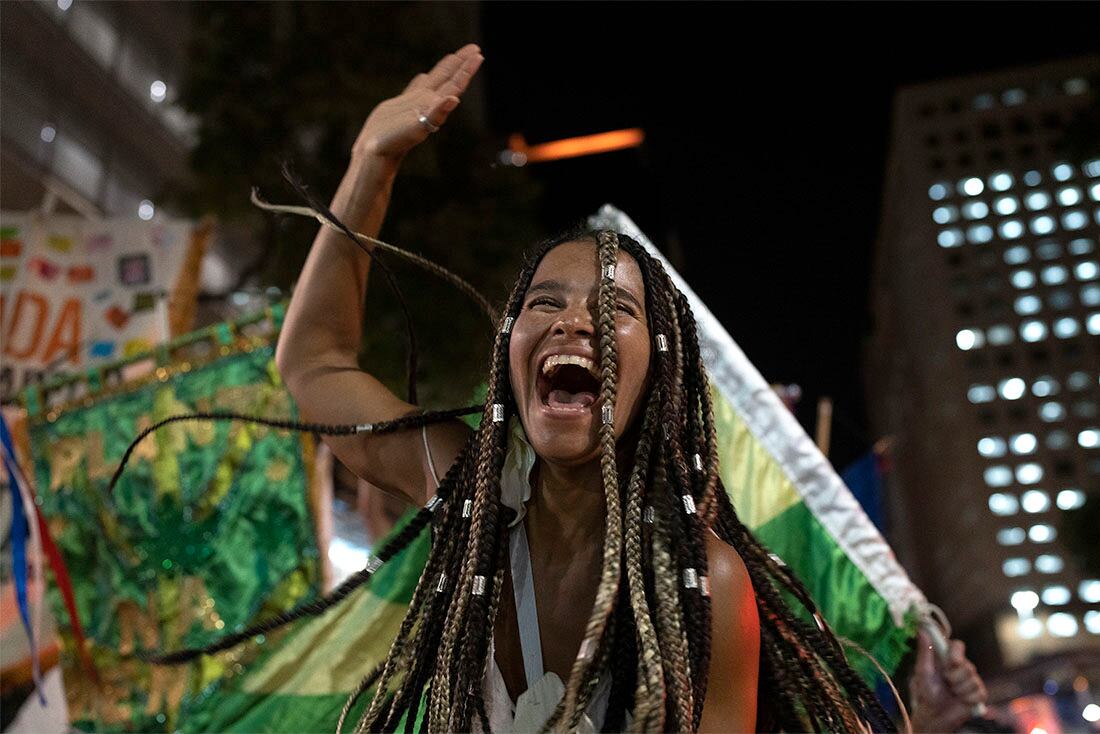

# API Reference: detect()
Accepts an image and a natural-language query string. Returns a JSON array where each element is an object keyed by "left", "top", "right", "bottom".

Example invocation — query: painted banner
[
  {"left": 27, "top": 339, "right": 322, "bottom": 732},
  {"left": 0, "top": 213, "right": 198, "bottom": 403}
]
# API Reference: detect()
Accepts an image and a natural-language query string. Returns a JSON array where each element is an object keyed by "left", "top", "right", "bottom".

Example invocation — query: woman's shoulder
[{"left": 704, "top": 531, "right": 755, "bottom": 605}]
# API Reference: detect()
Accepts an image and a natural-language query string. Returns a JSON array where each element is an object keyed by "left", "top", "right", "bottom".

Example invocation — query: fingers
[
  {"left": 913, "top": 629, "right": 937, "bottom": 677},
  {"left": 948, "top": 639, "right": 966, "bottom": 665},
  {"left": 423, "top": 44, "right": 481, "bottom": 92},
  {"left": 438, "top": 52, "right": 483, "bottom": 99},
  {"left": 417, "top": 95, "right": 461, "bottom": 133}
]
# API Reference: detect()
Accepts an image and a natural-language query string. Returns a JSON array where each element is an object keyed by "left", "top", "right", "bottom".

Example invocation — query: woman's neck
[{"left": 526, "top": 458, "right": 607, "bottom": 548}]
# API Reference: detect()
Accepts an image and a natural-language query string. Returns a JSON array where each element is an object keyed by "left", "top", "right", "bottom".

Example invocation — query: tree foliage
[{"left": 174, "top": 2, "right": 543, "bottom": 406}]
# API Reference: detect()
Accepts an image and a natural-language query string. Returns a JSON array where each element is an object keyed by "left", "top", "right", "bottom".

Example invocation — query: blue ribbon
[{"left": 1, "top": 413, "right": 45, "bottom": 704}]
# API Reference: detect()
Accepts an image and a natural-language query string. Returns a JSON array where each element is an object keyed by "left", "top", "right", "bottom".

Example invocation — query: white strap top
[{"left": 420, "top": 422, "right": 616, "bottom": 732}]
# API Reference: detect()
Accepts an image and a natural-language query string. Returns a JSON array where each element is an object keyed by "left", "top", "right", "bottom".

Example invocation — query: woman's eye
[
  {"left": 617, "top": 302, "right": 635, "bottom": 315},
  {"left": 527, "top": 297, "right": 558, "bottom": 309}
]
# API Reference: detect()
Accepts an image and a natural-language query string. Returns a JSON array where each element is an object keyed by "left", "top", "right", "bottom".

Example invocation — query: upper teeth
[{"left": 542, "top": 354, "right": 598, "bottom": 377}]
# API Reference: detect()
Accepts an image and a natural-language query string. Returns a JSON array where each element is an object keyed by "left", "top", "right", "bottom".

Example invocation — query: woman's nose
[{"left": 552, "top": 305, "right": 595, "bottom": 337}]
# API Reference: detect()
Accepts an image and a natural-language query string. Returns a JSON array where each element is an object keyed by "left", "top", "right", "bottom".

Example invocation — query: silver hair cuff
[
  {"left": 683, "top": 568, "right": 699, "bottom": 589},
  {"left": 656, "top": 334, "right": 669, "bottom": 352},
  {"left": 426, "top": 495, "right": 442, "bottom": 512},
  {"left": 472, "top": 575, "right": 487, "bottom": 595},
  {"left": 692, "top": 453, "right": 704, "bottom": 472},
  {"left": 356, "top": 423, "right": 374, "bottom": 434},
  {"left": 577, "top": 637, "right": 596, "bottom": 661},
  {"left": 462, "top": 499, "right": 473, "bottom": 518},
  {"left": 603, "top": 264, "right": 615, "bottom": 280},
  {"left": 643, "top": 506, "right": 655, "bottom": 524},
  {"left": 436, "top": 573, "right": 447, "bottom": 593},
  {"left": 700, "top": 575, "right": 711, "bottom": 597},
  {"left": 602, "top": 404, "right": 614, "bottom": 425},
  {"left": 491, "top": 404, "right": 505, "bottom": 423},
  {"left": 682, "top": 494, "right": 697, "bottom": 515},
  {"left": 366, "top": 556, "right": 384, "bottom": 574},
  {"left": 501, "top": 316, "right": 514, "bottom": 334}
]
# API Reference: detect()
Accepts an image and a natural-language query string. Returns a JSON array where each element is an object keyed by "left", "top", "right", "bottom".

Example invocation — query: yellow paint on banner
[{"left": 47, "top": 235, "right": 74, "bottom": 252}]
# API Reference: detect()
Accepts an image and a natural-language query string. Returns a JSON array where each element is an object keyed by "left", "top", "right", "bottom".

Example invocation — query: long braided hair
[{"left": 131, "top": 222, "right": 895, "bottom": 733}]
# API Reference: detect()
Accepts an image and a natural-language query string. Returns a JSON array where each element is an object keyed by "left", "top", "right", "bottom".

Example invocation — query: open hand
[
  {"left": 909, "top": 630, "right": 988, "bottom": 732},
  {"left": 352, "top": 43, "right": 484, "bottom": 161}
]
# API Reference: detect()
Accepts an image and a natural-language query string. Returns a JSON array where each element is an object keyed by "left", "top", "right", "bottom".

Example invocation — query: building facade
[{"left": 867, "top": 56, "right": 1100, "bottom": 713}]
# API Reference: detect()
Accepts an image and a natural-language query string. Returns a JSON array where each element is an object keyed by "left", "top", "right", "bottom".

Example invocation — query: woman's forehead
[{"left": 529, "top": 240, "right": 644, "bottom": 293}]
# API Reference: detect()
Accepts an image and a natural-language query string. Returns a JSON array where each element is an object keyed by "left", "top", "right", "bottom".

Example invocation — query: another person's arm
[{"left": 275, "top": 45, "right": 483, "bottom": 506}]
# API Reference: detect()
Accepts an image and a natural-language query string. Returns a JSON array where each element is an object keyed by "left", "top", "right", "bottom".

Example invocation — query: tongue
[{"left": 548, "top": 389, "right": 596, "bottom": 408}]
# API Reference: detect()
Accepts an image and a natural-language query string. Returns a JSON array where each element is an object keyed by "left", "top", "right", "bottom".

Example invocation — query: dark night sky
[{"left": 480, "top": 3, "right": 1100, "bottom": 469}]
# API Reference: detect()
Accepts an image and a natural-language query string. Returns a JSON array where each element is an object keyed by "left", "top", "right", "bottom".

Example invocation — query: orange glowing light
[{"left": 508, "top": 129, "right": 645, "bottom": 163}]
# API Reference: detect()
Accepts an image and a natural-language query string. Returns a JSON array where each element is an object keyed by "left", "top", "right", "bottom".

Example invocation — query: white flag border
[{"left": 589, "top": 205, "right": 926, "bottom": 626}]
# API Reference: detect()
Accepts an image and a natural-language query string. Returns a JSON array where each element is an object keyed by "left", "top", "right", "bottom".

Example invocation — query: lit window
[
  {"left": 1001, "top": 89, "right": 1026, "bottom": 106},
  {"left": 972, "top": 93, "right": 995, "bottom": 110},
  {"left": 985, "top": 466, "right": 1013, "bottom": 487},
  {"left": 1091, "top": 182, "right": 1100, "bottom": 201},
  {"left": 1070, "top": 238, "right": 1096, "bottom": 255},
  {"left": 1028, "top": 524, "right": 1056, "bottom": 542},
  {"left": 1052, "top": 163, "right": 1075, "bottom": 181},
  {"left": 1010, "top": 433, "right": 1038, "bottom": 454},
  {"left": 1014, "top": 295, "right": 1042, "bottom": 315},
  {"left": 968, "top": 224, "right": 994, "bottom": 244},
  {"left": 1076, "top": 261, "right": 1100, "bottom": 281},
  {"left": 979, "top": 437, "right": 1007, "bottom": 457},
  {"left": 938, "top": 228, "right": 963, "bottom": 248},
  {"left": 962, "top": 201, "right": 988, "bottom": 219},
  {"left": 1016, "top": 463, "right": 1043, "bottom": 484},
  {"left": 1004, "top": 245, "right": 1030, "bottom": 264},
  {"left": 1056, "top": 488, "right": 1085, "bottom": 510},
  {"left": 999, "top": 378, "right": 1026, "bottom": 400},
  {"left": 1086, "top": 158, "right": 1100, "bottom": 177},
  {"left": 1040, "top": 402, "right": 1066, "bottom": 422},
  {"left": 1041, "top": 265, "right": 1068, "bottom": 285},
  {"left": 1082, "top": 284, "right": 1100, "bottom": 306},
  {"left": 989, "top": 492, "right": 1018, "bottom": 515},
  {"left": 1011, "top": 270, "right": 1036, "bottom": 289},
  {"left": 1020, "top": 320, "right": 1048, "bottom": 342},
  {"left": 1026, "top": 191, "right": 1051, "bottom": 210},
  {"left": 1086, "top": 611, "right": 1100, "bottom": 634},
  {"left": 1030, "top": 215, "right": 1056, "bottom": 235},
  {"left": 1032, "top": 377, "right": 1059, "bottom": 397},
  {"left": 1042, "top": 585, "right": 1071, "bottom": 605},
  {"left": 1053, "top": 317, "right": 1079, "bottom": 338},
  {"left": 1011, "top": 588, "right": 1039, "bottom": 610},
  {"left": 1057, "top": 186, "right": 1083, "bottom": 206},
  {"left": 933, "top": 206, "right": 958, "bottom": 224},
  {"left": 1066, "top": 372, "right": 1090, "bottom": 391},
  {"left": 988, "top": 171, "right": 1013, "bottom": 191},
  {"left": 1073, "top": 401, "right": 1098, "bottom": 419},
  {"left": 1065, "top": 78, "right": 1090, "bottom": 95},
  {"left": 149, "top": 80, "right": 167, "bottom": 103},
  {"left": 1048, "top": 613, "right": 1078, "bottom": 637},
  {"left": 1081, "top": 580, "right": 1100, "bottom": 603},
  {"left": 956, "top": 329, "right": 983, "bottom": 350},
  {"left": 969, "top": 384, "right": 996, "bottom": 403},
  {"left": 928, "top": 183, "right": 949, "bottom": 201},
  {"left": 987, "top": 325, "right": 1013, "bottom": 345},
  {"left": 1080, "top": 428, "right": 1100, "bottom": 448},
  {"left": 998, "top": 527, "right": 1026, "bottom": 545},
  {"left": 994, "top": 196, "right": 1019, "bottom": 215},
  {"left": 1003, "top": 558, "right": 1029, "bottom": 577},
  {"left": 1024, "top": 170, "right": 1043, "bottom": 186},
  {"left": 1021, "top": 489, "right": 1050, "bottom": 512},
  {"left": 961, "top": 177, "right": 984, "bottom": 196},
  {"left": 1046, "top": 430, "right": 1070, "bottom": 449},
  {"left": 1064, "top": 210, "right": 1088, "bottom": 230},
  {"left": 40, "top": 124, "right": 57, "bottom": 143},
  {"left": 138, "top": 200, "right": 155, "bottom": 221},
  {"left": 1034, "top": 554, "right": 1064, "bottom": 573},
  {"left": 1000, "top": 220, "right": 1024, "bottom": 239},
  {"left": 1088, "top": 313, "right": 1100, "bottom": 335}
]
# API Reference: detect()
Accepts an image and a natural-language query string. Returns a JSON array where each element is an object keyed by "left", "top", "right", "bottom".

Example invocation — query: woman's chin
[{"left": 525, "top": 431, "right": 600, "bottom": 467}]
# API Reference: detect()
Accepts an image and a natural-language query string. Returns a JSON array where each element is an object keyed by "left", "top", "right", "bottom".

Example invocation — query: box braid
[{"left": 120, "top": 207, "right": 896, "bottom": 731}]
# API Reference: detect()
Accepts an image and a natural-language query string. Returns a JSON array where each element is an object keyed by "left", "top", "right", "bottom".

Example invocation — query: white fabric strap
[{"left": 509, "top": 521, "right": 545, "bottom": 690}]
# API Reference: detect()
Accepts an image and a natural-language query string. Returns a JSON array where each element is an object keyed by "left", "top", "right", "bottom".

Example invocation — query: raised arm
[{"left": 275, "top": 44, "right": 483, "bottom": 506}]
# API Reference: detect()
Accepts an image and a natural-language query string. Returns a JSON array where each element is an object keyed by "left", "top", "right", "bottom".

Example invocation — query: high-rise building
[
  {"left": 1, "top": 1, "right": 194, "bottom": 218},
  {"left": 867, "top": 55, "right": 1100, "bottom": 707}
]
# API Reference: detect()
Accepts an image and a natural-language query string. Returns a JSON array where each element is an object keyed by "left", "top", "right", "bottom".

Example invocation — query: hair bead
[
  {"left": 491, "top": 404, "right": 504, "bottom": 423},
  {"left": 603, "top": 264, "right": 615, "bottom": 280},
  {"left": 656, "top": 334, "right": 669, "bottom": 352},
  {"left": 366, "top": 556, "right": 383, "bottom": 574},
  {"left": 355, "top": 423, "right": 374, "bottom": 434},
  {"left": 426, "top": 495, "right": 442, "bottom": 512},
  {"left": 601, "top": 404, "right": 614, "bottom": 425},
  {"left": 682, "top": 494, "right": 697, "bottom": 515},
  {"left": 462, "top": 499, "right": 473, "bottom": 518},
  {"left": 436, "top": 573, "right": 447, "bottom": 593},
  {"left": 682, "top": 568, "right": 699, "bottom": 589},
  {"left": 501, "top": 316, "right": 514, "bottom": 334},
  {"left": 472, "top": 575, "right": 486, "bottom": 595},
  {"left": 699, "top": 575, "right": 711, "bottom": 597},
  {"left": 692, "top": 453, "right": 703, "bottom": 472},
  {"left": 643, "top": 506, "right": 655, "bottom": 524}
]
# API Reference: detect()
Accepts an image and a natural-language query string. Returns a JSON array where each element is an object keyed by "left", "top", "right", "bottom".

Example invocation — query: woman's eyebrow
[
  {"left": 616, "top": 287, "right": 644, "bottom": 313},
  {"left": 526, "top": 279, "right": 565, "bottom": 297}
]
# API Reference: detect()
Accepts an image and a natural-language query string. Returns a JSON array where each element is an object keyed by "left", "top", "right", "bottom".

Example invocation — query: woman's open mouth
[{"left": 536, "top": 354, "right": 600, "bottom": 414}]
